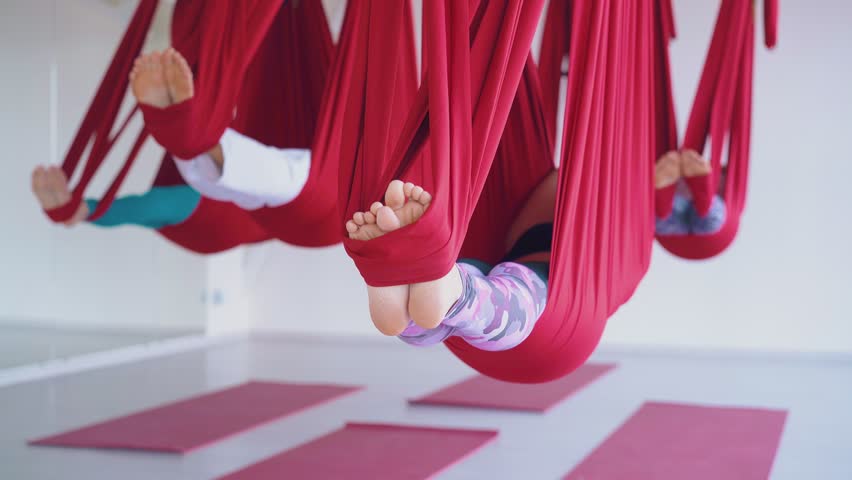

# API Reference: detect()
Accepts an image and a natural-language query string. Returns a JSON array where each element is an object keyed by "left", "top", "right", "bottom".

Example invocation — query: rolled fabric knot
[{"left": 45, "top": 196, "right": 82, "bottom": 223}]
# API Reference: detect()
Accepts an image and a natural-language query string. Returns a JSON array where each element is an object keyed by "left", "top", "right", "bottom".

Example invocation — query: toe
[
  {"left": 364, "top": 212, "right": 376, "bottom": 224},
  {"left": 376, "top": 205, "right": 401, "bottom": 231},
  {"left": 345, "top": 220, "right": 359, "bottom": 234},
  {"left": 370, "top": 202, "right": 383, "bottom": 216},
  {"left": 353, "top": 212, "right": 366, "bottom": 225},
  {"left": 385, "top": 180, "right": 406, "bottom": 209},
  {"left": 403, "top": 182, "right": 415, "bottom": 197},
  {"left": 32, "top": 166, "right": 45, "bottom": 189},
  {"left": 418, "top": 190, "right": 432, "bottom": 206},
  {"left": 411, "top": 185, "right": 424, "bottom": 200}
]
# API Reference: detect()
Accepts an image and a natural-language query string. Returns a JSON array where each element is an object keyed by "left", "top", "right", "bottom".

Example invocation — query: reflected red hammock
[
  {"left": 144, "top": 0, "right": 342, "bottom": 247},
  {"left": 337, "top": 0, "right": 658, "bottom": 383},
  {"left": 654, "top": 0, "right": 778, "bottom": 260},
  {"left": 44, "top": 0, "right": 337, "bottom": 252}
]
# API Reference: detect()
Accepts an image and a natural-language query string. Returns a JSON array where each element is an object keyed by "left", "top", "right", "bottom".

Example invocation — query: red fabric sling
[
  {"left": 143, "top": 0, "right": 341, "bottom": 247},
  {"left": 44, "top": 0, "right": 158, "bottom": 224},
  {"left": 338, "top": 0, "right": 658, "bottom": 383},
  {"left": 229, "top": 0, "right": 339, "bottom": 247},
  {"left": 538, "top": 0, "right": 572, "bottom": 143},
  {"left": 152, "top": 154, "right": 270, "bottom": 254},
  {"left": 44, "top": 0, "right": 340, "bottom": 252},
  {"left": 459, "top": 56, "right": 555, "bottom": 264},
  {"left": 339, "top": 0, "right": 546, "bottom": 287},
  {"left": 655, "top": 0, "right": 777, "bottom": 260},
  {"left": 448, "top": 0, "right": 657, "bottom": 382},
  {"left": 41, "top": 0, "right": 268, "bottom": 253}
]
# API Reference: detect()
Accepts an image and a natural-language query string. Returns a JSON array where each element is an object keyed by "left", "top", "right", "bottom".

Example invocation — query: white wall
[
  {"left": 1, "top": 0, "right": 207, "bottom": 334},
  {"left": 246, "top": 0, "right": 852, "bottom": 354}
]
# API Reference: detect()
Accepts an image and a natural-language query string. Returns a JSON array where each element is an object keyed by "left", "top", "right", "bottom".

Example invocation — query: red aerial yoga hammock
[
  {"left": 43, "top": 0, "right": 337, "bottom": 252},
  {"left": 654, "top": 0, "right": 778, "bottom": 260},
  {"left": 337, "top": 0, "right": 658, "bottom": 383},
  {"left": 143, "top": 0, "right": 341, "bottom": 248}
]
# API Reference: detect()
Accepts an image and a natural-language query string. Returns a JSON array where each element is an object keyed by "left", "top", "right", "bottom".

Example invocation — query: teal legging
[{"left": 85, "top": 185, "right": 200, "bottom": 229}]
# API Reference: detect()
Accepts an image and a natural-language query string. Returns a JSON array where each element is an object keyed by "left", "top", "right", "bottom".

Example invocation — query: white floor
[{"left": 1, "top": 336, "right": 851, "bottom": 479}]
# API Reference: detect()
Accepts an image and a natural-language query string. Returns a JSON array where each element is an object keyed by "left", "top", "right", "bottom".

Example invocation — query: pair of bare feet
[
  {"left": 345, "top": 180, "right": 461, "bottom": 336},
  {"left": 654, "top": 149, "right": 711, "bottom": 190},
  {"left": 31, "top": 48, "right": 206, "bottom": 225}
]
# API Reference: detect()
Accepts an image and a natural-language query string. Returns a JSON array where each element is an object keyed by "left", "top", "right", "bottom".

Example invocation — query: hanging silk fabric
[
  {"left": 537, "top": 0, "right": 572, "bottom": 144},
  {"left": 655, "top": 0, "right": 779, "bottom": 259},
  {"left": 43, "top": 0, "right": 337, "bottom": 252},
  {"left": 43, "top": 0, "right": 267, "bottom": 253},
  {"left": 459, "top": 57, "right": 555, "bottom": 264},
  {"left": 339, "top": 0, "right": 658, "bottom": 383},
  {"left": 339, "top": 0, "right": 547, "bottom": 285},
  {"left": 143, "top": 0, "right": 341, "bottom": 247}
]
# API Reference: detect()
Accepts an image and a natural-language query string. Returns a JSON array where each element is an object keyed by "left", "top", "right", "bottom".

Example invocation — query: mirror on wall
[{"left": 0, "top": 0, "right": 206, "bottom": 371}]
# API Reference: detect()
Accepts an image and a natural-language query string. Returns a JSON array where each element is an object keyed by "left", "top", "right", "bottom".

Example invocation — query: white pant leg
[{"left": 175, "top": 128, "right": 311, "bottom": 211}]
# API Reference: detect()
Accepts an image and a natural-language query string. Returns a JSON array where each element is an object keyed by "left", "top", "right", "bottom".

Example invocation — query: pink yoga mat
[
  {"left": 30, "top": 381, "right": 361, "bottom": 453},
  {"left": 219, "top": 423, "right": 497, "bottom": 480},
  {"left": 564, "top": 402, "right": 788, "bottom": 479},
  {"left": 410, "top": 363, "right": 616, "bottom": 412}
]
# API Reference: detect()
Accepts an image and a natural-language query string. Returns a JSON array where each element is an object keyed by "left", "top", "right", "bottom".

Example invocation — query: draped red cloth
[
  {"left": 338, "top": 0, "right": 657, "bottom": 383},
  {"left": 655, "top": 0, "right": 777, "bottom": 260},
  {"left": 339, "top": 0, "right": 546, "bottom": 286},
  {"left": 47, "top": 0, "right": 763, "bottom": 381},
  {"left": 451, "top": 0, "right": 657, "bottom": 382},
  {"left": 44, "top": 0, "right": 159, "bottom": 225},
  {"left": 538, "top": 0, "right": 572, "bottom": 143},
  {"left": 459, "top": 57, "right": 555, "bottom": 264},
  {"left": 45, "top": 0, "right": 337, "bottom": 252},
  {"left": 144, "top": 0, "right": 340, "bottom": 247}
]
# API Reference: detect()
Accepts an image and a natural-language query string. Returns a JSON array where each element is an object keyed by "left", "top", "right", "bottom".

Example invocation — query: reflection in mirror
[{"left": 1, "top": 0, "right": 205, "bottom": 371}]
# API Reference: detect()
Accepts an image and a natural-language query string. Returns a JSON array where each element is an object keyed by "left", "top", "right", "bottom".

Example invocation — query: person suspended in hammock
[
  {"left": 345, "top": 171, "right": 556, "bottom": 352},
  {"left": 31, "top": 49, "right": 310, "bottom": 229},
  {"left": 654, "top": 149, "right": 727, "bottom": 236},
  {"left": 344, "top": 147, "right": 724, "bottom": 351}
]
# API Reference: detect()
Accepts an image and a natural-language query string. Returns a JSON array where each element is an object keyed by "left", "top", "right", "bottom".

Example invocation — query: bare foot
[
  {"left": 129, "top": 51, "right": 171, "bottom": 108},
  {"left": 32, "top": 166, "right": 59, "bottom": 209},
  {"left": 655, "top": 150, "right": 682, "bottom": 189},
  {"left": 346, "top": 180, "right": 440, "bottom": 334},
  {"left": 681, "top": 149, "right": 711, "bottom": 177},
  {"left": 408, "top": 266, "right": 463, "bottom": 330},
  {"left": 377, "top": 180, "right": 432, "bottom": 231},
  {"left": 162, "top": 48, "right": 194, "bottom": 104},
  {"left": 345, "top": 202, "right": 384, "bottom": 241},
  {"left": 346, "top": 180, "right": 432, "bottom": 241},
  {"left": 32, "top": 166, "right": 88, "bottom": 226}
]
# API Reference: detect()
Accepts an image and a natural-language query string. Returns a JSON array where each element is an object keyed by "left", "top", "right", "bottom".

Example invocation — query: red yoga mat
[
  {"left": 564, "top": 402, "right": 788, "bottom": 480},
  {"left": 219, "top": 423, "right": 498, "bottom": 480},
  {"left": 409, "top": 363, "right": 616, "bottom": 412},
  {"left": 30, "top": 381, "right": 361, "bottom": 453}
]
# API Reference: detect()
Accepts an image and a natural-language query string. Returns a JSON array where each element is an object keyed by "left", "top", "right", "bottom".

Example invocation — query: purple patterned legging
[{"left": 398, "top": 262, "right": 548, "bottom": 351}]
